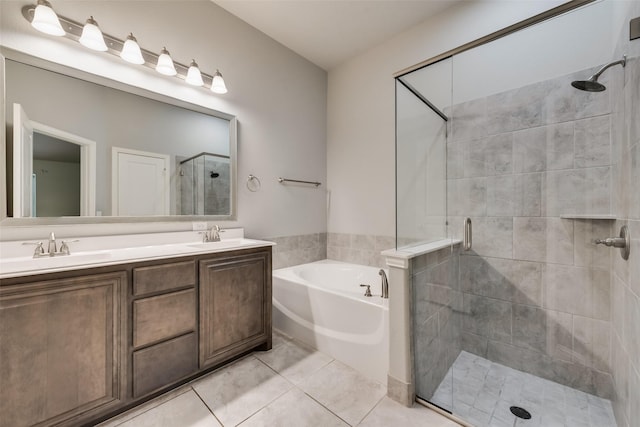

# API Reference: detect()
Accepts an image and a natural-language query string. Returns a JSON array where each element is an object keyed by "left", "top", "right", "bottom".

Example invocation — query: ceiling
[{"left": 212, "top": 0, "right": 465, "bottom": 70}]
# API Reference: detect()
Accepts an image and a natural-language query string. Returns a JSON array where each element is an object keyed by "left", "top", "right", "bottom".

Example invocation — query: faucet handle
[
  {"left": 23, "top": 241, "right": 45, "bottom": 257},
  {"left": 359, "top": 284, "right": 372, "bottom": 297},
  {"left": 59, "top": 240, "right": 79, "bottom": 255}
]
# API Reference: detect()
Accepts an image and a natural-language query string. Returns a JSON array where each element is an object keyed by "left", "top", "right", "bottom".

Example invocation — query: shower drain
[{"left": 509, "top": 406, "right": 532, "bottom": 420}]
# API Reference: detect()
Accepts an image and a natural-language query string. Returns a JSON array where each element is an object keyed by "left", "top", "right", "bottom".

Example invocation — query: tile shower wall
[
  {"left": 610, "top": 3, "right": 640, "bottom": 427},
  {"left": 412, "top": 246, "right": 461, "bottom": 401},
  {"left": 177, "top": 155, "right": 230, "bottom": 216},
  {"left": 448, "top": 66, "right": 618, "bottom": 399},
  {"left": 267, "top": 233, "right": 327, "bottom": 270},
  {"left": 269, "top": 233, "right": 394, "bottom": 270},
  {"left": 326, "top": 233, "right": 395, "bottom": 268}
]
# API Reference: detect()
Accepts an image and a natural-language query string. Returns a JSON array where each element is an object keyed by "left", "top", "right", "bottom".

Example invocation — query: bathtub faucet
[{"left": 379, "top": 269, "right": 389, "bottom": 299}]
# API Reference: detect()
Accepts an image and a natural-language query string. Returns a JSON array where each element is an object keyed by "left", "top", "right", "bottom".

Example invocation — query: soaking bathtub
[{"left": 272, "top": 260, "right": 389, "bottom": 384}]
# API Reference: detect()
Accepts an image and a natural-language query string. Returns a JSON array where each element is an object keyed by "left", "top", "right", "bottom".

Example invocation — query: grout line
[
  {"left": 354, "top": 393, "right": 387, "bottom": 426},
  {"left": 191, "top": 386, "right": 225, "bottom": 427},
  {"left": 98, "top": 386, "right": 194, "bottom": 426},
  {"left": 299, "top": 387, "right": 354, "bottom": 427}
]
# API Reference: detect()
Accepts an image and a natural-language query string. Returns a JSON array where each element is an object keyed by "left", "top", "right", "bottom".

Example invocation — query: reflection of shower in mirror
[{"left": 178, "top": 152, "right": 231, "bottom": 216}]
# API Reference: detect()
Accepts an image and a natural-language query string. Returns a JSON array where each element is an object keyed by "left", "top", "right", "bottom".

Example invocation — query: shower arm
[{"left": 589, "top": 55, "right": 626, "bottom": 80}]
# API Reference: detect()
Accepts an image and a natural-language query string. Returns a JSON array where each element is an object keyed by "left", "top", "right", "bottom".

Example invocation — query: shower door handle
[{"left": 463, "top": 218, "right": 472, "bottom": 251}]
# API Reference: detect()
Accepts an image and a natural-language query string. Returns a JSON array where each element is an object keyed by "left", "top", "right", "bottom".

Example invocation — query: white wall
[
  {"left": 452, "top": 0, "right": 614, "bottom": 104},
  {"left": 0, "top": 0, "right": 326, "bottom": 240},
  {"left": 327, "top": 0, "right": 574, "bottom": 237}
]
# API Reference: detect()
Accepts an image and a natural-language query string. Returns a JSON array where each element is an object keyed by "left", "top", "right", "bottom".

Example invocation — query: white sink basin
[
  {"left": 187, "top": 238, "right": 260, "bottom": 251},
  {"left": 0, "top": 252, "right": 113, "bottom": 275}
]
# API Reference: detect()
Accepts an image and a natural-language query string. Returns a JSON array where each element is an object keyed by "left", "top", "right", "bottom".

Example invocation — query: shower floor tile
[{"left": 431, "top": 351, "right": 616, "bottom": 427}]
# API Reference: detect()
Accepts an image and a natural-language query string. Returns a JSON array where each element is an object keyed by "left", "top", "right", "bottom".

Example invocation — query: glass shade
[
  {"left": 211, "top": 70, "right": 228, "bottom": 94},
  {"left": 79, "top": 16, "right": 108, "bottom": 51},
  {"left": 156, "top": 47, "right": 177, "bottom": 76},
  {"left": 31, "top": 0, "right": 65, "bottom": 36},
  {"left": 186, "top": 60, "right": 204, "bottom": 86},
  {"left": 120, "top": 33, "right": 144, "bottom": 64}
]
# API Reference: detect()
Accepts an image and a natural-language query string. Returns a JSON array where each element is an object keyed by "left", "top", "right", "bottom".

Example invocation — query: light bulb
[
  {"left": 31, "top": 0, "right": 65, "bottom": 36},
  {"left": 120, "top": 33, "right": 144, "bottom": 64},
  {"left": 79, "top": 16, "right": 108, "bottom": 51},
  {"left": 185, "top": 60, "right": 204, "bottom": 86},
  {"left": 156, "top": 47, "right": 177, "bottom": 76},
  {"left": 211, "top": 69, "right": 227, "bottom": 94}
]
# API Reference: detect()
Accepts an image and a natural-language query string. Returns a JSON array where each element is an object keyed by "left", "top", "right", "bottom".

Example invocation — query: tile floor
[
  {"left": 99, "top": 331, "right": 460, "bottom": 427},
  {"left": 430, "top": 351, "right": 617, "bottom": 427}
]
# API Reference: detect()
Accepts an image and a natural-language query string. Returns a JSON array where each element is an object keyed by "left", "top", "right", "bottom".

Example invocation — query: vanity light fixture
[
  {"left": 155, "top": 47, "right": 177, "bottom": 76},
  {"left": 79, "top": 16, "right": 108, "bottom": 51},
  {"left": 211, "top": 70, "right": 228, "bottom": 94},
  {"left": 120, "top": 33, "right": 144, "bottom": 65},
  {"left": 22, "top": 2, "right": 228, "bottom": 94},
  {"left": 186, "top": 60, "right": 205, "bottom": 86},
  {"left": 31, "top": 0, "right": 65, "bottom": 36}
]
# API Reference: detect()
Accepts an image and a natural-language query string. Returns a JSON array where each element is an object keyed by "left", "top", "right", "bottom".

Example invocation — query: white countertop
[
  {"left": 0, "top": 229, "right": 274, "bottom": 279},
  {"left": 381, "top": 238, "right": 462, "bottom": 260}
]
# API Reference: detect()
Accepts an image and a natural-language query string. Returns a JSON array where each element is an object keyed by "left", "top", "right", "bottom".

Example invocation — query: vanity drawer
[
  {"left": 132, "top": 332, "right": 197, "bottom": 398},
  {"left": 133, "top": 260, "right": 196, "bottom": 296},
  {"left": 133, "top": 289, "right": 196, "bottom": 348}
]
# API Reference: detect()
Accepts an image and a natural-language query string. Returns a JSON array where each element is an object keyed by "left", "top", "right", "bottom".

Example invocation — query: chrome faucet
[
  {"left": 22, "top": 233, "right": 75, "bottom": 258},
  {"left": 202, "top": 225, "right": 221, "bottom": 242},
  {"left": 47, "top": 232, "right": 57, "bottom": 256},
  {"left": 379, "top": 269, "right": 389, "bottom": 299}
]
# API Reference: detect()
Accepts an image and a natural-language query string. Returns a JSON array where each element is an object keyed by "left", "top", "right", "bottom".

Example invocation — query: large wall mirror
[{"left": 2, "top": 50, "right": 237, "bottom": 225}]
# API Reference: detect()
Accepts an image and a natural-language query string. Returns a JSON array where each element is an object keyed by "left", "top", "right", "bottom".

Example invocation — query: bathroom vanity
[{"left": 0, "top": 234, "right": 273, "bottom": 427}]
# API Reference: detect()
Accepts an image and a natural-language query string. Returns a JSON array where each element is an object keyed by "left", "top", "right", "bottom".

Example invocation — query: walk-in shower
[
  {"left": 395, "top": 1, "right": 638, "bottom": 426},
  {"left": 178, "top": 152, "right": 231, "bottom": 215}
]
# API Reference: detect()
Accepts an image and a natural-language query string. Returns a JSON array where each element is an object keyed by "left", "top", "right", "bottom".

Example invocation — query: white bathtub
[{"left": 272, "top": 260, "right": 389, "bottom": 384}]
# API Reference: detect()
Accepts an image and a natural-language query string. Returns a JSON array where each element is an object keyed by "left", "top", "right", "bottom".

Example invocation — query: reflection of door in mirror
[
  {"left": 12, "top": 103, "right": 33, "bottom": 218},
  {"left": 12, "top": 103, "right": 97, "bottom": 217},
  {"left": 34, "top": 133, "right": 80, "bottom": 216},
  {"left": 112, "top": 147, "right": 170, "bottom": 216}
]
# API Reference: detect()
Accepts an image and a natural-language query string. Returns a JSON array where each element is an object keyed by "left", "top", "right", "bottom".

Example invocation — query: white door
[
  {"left": 112, "top": 148, "right": 170, "bottom": 216},
  {"left": 13, "top": 103, "right": 34, "bottom": 218}
]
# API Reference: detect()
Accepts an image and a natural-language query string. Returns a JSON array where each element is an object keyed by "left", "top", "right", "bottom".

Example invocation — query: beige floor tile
[
  {"left": 255, "top": 338, "right": 333, "bottom": 385},
  {"left": 114, "top": 390, "right": 221, "bottom": 427},
  {"left": 239, "top": 388, "right": 348, "bottom": 427},
  {"left": 298, "top": 360, "right": 387, "bottom": 426},
  {"left": 359, "top": 397, "right": 462, "bottom": 427},
  {"left": 272, "top": 329, "right": 292, "bottom": 349},
  {"left": 97, "top": 388, "right": 195, "bottom": 426},
  {"left": 192, "top": 356, "right": 293, "bottom": 426}
]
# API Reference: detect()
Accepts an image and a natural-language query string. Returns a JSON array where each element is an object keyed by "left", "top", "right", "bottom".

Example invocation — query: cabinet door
[
  {"left": 0, "top": 272, "right": 127, "bottom": 427},
  {"left": 199, "top": 250, "right": 271, "bottom": 369}
]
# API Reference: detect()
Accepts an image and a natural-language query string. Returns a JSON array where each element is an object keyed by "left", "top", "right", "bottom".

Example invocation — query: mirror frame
[{"left": 0, "top": 47, "right": 238, "bottom": 226}]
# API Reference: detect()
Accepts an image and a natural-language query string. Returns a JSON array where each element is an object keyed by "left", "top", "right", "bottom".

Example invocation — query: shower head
[
  {"left": 571, "top": 79, "right": 606, "bottom": 92},
  {"left": 571, "top": 55, "right": 626, "bottom": 92}
]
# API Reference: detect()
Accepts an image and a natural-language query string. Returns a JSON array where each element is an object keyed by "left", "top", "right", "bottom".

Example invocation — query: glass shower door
[{"left": 396, "top": 57, "right": 456, "bottom": 412}]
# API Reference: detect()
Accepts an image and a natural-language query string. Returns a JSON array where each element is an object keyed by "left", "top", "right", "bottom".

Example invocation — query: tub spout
[{"left": 379, "top": 269, "right": 389, "bottom": 299}]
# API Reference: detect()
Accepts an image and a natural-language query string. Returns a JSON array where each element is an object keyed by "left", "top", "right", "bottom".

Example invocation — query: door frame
[
  {"left": 111, "top": 147, "right": 170, "bottom": 216},
  {"left": 12, "top": 103, "right": 97, "bottom": 217}
]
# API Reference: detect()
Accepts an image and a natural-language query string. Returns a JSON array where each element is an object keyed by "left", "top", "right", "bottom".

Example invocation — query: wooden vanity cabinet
[
  {"left": 0, "top": 245, "right": 272, "bottom": 427},
  {"left": 199, "top": 250, "right": 272, "bottom": 369},
  {"left": 131, "top": 260, "right": 198, "bottom": 398},
  {"left": 0, "top": 271, "right": 127, "bottom": 427}
]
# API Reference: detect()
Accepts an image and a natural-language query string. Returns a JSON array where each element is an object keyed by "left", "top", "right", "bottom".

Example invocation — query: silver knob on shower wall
[
  {"left": 463, "top": 217, "right": 472, "bottom": 251},
  {"left": 595, "top": 225, "right": 630, "bottom": 260}
]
